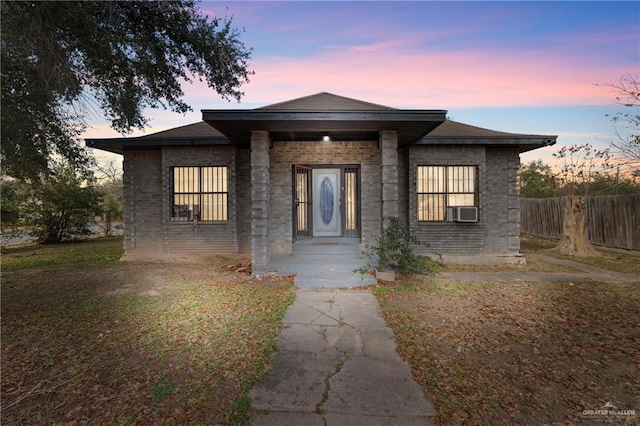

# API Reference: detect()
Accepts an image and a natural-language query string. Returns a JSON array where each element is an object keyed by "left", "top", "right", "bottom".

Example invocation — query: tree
[
  {"left": 518, "top": 160, "right": 557, "bottom": 198},
  {"left": 586, "top": 170, "right": 640, "bottom": 195},
  {"left": 552, "top": 144, "right": 612, "bottom": 257},
  {"left": 93, "top": 160, "right": 124, "bottom": 237},
  {"left": 21, "top": 163, "right": 102, "bottom": 244},
  {"left": 603, "top": 74, "right": 639, "bottom": 168},
  {"left": 1, "top": 1, "right": 253, "bottom": 181},
  {"left": 0, "top": 177, "right": 24, "bottom": 234}
]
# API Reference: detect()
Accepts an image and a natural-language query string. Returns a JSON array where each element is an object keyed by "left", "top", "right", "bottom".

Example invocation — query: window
[
  {"left": 344, "top": 167, "right": 359, "bottom": 237},
  {"left": 417, "top": 165, "right": 477, "bottom": 222},
  {"left": 171, "top": 166, "right": 228, "bottom": 221}
]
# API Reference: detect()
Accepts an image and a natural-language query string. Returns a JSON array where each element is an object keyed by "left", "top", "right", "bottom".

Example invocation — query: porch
[{"left": 265, "top": 238, "right": 377, "bottom": 287}]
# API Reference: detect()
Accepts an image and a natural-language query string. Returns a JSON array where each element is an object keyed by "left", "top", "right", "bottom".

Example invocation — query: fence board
[{"left": 521, "top": 194, "right": 640, "bottom": 251}]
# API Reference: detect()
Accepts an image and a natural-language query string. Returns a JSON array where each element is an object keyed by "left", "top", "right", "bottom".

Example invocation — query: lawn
[
  {"left": 439, "top": 234, "right": 640, "bottom": 275},
  {"left": 1, "top": 238, "right": 295, "bottom": 425},
  {"left": 376, "top": 279, "right": 640, "bottom": 425},
  {"left": 520, "top": 234, "right": 640, "bottom": 275}
]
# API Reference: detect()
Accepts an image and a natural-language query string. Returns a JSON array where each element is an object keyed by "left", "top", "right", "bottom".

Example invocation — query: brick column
[
  {"left": 251, "top": 131, "right": 270, "bottom": 270},
  {"left": 380, "top": 130, "right": 399, "bottom": 229},
  {"left": 506, "top": 150, "right": 521, "bottom": 254}
]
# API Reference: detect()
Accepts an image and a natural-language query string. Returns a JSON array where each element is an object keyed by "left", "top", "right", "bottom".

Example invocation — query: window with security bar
[
  {"left": 344, "top": 167, "right": 359, "bottom": 237},
  {"left": 417, "top": 165, "right": 477, "bottom": 222},
  {"left": 171, "top": 166, "right": 228, "bottom": 221},
  {"left": 295, "top": 166, "right": 311, "bottom": 237}
]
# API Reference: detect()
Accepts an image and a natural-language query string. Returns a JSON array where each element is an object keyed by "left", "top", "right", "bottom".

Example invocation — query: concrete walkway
[
  {"left": 249, "top": 252, "right": 638, "bottom": 425},
  {"left": 250, "top": 288, "right": 436, "bottom": 425}
]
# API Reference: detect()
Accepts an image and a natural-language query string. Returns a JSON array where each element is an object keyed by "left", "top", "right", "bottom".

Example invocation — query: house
[{"left": 87, "top": 92, "right": 556, "bottom": 272}]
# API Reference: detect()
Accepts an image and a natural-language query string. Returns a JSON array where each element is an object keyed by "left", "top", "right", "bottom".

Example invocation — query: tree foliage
[
  {"left": 1, "top": 0, "right": 253, "bottom": 181},
  {"left": 0, "top": 178, "right": 24, "bottom": 233},
  {"left": 93, "top": 161, "right": 124, "bottom": 237},
  {"left": 520, "top": 158, "right": 640, "bottom": 198},
  {"left": 518, "top": 160, "right": 557, "bottom": 198},
  {"left": 21, "top": 163, "right": 102, "bottom": 244},
  {"left": 553, "top": 144, "right": 613, "bottom": 196},
  {"left": 604, "top": 73, "right": 640, "bottom": 167},
  {"left": 551, "top": 144, "right": 613, "bottom": 257}
]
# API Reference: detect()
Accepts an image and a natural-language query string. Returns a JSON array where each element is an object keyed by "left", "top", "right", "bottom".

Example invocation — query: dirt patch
[{"left": 376, "top": 278, "right": 640, "bottom": 425}]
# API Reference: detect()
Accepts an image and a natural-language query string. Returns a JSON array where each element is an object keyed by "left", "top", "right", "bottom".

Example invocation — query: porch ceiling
[{"left": 201, "top": 110, "right": 447, "bottom": 146}]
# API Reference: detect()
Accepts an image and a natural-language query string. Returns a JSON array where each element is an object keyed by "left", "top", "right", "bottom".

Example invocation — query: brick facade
[
  {"left": 250, "top": 131, "right": 270, "bottom": 268},
  {"left": 407, "top": 144, "right": 521, "bottom": 259},
  {"left": 269, "top": 139, "right": 382, "bottom": 254},
  {"left": 122, "top": 146, "right": 239, "bottom": 259},
  {"left": 121, "top": 139, "right": 522, "bottom": 263},
  {"left": 380, "top": 130, "right": 399, "bottom": 228},
  {"left": 122, "top": 149, "right": 164, "bottom": 257}
]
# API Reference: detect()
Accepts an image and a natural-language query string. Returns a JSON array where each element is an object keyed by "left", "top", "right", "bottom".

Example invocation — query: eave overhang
[
  {"left": 201, "top": 109, "right": 448, "bottom": 146},
  {"left": 418, "top": 135, "right": 557, "bottom": 153},
  {"left": 85, "top": 136, "right": 232, "bottom": 155}
]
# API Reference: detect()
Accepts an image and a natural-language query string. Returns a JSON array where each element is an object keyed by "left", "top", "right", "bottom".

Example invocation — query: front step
[{"left": 266, "top": 238, "right": 377, "bottom": 287}]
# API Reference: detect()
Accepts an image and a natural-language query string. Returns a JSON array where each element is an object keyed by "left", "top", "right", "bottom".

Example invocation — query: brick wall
[
  {"left": 484, "top": 147, "right": 521, "bottom": 254},
  {"left": 269, "top": 140, "right": 382, "bottom": 254},
  {"left": 409, "top": 145, "right": 487, "bottom": 255},
  {"left": 250, "top": 131, "right": 270, "bottom": 267},
  {"left": 236, "top": 148, "right": 251, "bottom": 255},
  {"left": 122, "top": 149, "right": 165, "bottom": 257},
  {"left": 380, "top": 131, "right": 399, "bottom": 226},
  {"left": 397, "top": 147, "right": 410, "bottom": 227},
  {"left": 162, "top": 146, "right": 239, "bottom": 256},
  {"left": 408, "top": 145, "right": 521, "bottom": 256},
  {"left": 122, "top": 142, "right": 521, "bottom": 261},
  {"left": 122, "top": 146, "right": 240, "bottom": 259}
]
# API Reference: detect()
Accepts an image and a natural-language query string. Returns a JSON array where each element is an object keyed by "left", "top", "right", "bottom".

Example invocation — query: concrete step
[{"left": 267, "top": 242, "right": 377, "bottom": 287}]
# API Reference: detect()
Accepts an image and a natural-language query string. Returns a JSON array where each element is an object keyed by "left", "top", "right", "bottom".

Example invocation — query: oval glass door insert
[{"left": 320, "top": 177, "right": 334, "bottom": 225}]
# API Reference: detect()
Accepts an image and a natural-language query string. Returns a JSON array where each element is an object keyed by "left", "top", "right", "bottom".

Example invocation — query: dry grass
[
  {"left": 375, "top": 279, "right": 640, "bottom": 425},
  {"left": 1, "top": 238, "right": 295, "bottom": 425},
  {"left": 439, "top": 255, "right": 580, "bottom": 273},
  {"left": 520, "top": 234, "right": 640, "bottom": 275}
]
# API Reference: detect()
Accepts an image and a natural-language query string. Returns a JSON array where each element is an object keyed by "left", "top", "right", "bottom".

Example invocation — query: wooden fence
[{"left": 520, "top": 194, "right": 640, "bottom": 251}]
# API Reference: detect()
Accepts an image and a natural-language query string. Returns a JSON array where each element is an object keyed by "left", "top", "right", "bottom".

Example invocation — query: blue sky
[{"left": 85, "top": 1, "right": 639, "bottom": 167}]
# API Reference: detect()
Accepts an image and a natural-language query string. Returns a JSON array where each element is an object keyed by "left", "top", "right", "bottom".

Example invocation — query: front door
[{"left": 312, "top": 169, "right": 341, "bottom": 237}]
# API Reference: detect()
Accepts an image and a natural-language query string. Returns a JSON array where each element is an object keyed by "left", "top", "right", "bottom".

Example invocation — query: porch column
[
  {"left": 251, "top": 130, "right": 270, "bottom": 270},
  {"left": 380, "top": 130, "right": 399, "bottom": 229}
]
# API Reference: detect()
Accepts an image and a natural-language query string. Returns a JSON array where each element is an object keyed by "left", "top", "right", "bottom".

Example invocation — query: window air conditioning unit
[{"left": 447, "top": 206, "right": 478, "bottom": 223}]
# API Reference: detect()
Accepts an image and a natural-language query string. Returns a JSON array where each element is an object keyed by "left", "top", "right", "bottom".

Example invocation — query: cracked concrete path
[{"left": 249, "top": 288, "right": 436, "bottom": 425}]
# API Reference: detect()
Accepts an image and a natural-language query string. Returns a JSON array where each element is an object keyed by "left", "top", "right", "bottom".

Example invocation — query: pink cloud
[
  {"left": 163, "top": 3, "right": 639, "bottom": 111},
  {"left": 85, "top": 43, "right": 632, "bottom": 142},
  {"left": 82, "top": 29, "right": 635, "bottom": 141},
  {"left": 233, "top": 49, "right": 617, "bottom": 109}
]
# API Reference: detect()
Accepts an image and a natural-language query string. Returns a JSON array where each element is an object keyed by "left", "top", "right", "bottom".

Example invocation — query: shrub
[
  {"left": 21, "top": 163, "right": 102, "bottom": 244},
  {"left": 361, "top": 217, "right": 438, "bottom": 276}
]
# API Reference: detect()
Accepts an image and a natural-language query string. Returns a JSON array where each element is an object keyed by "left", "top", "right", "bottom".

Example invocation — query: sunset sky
[{"left": 85, "top": 1, "right": 639, "bottom": 167}]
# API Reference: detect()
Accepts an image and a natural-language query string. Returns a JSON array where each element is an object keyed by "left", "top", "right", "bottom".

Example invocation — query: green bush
[
  {"left": 361, "top": 217, "right": 438, "bottom": 276},
  {"left": 20, "top": 163, "right": 102, "bottom": 244}
]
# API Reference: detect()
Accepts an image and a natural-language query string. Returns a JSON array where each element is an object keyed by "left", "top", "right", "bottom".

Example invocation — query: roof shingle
[{"left": 258, "top": 92, "right": 395, "bottom": 111}]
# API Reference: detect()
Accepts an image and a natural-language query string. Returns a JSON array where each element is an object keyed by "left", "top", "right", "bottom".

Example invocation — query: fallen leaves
[
  {"left": 1, "top": 245, "right": 295, "bottom": 425},
  {"left": 220, "top": 257, "right": 253, "bottom": 274},
  {"left": 376, "top": 279, "right": 640, "bottom": 425}
]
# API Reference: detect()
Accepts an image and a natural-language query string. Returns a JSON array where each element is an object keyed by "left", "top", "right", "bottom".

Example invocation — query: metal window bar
[
  {"left": 172, "top": 166, "right": 228, "bottom": 221},
  {"left": 417, "top": 166, "right": 477, "bottom": 222},
  {"left": 447, "top": 166, "right": 475, "bottom": 208},
  {"left": 417, "top": 166, "right": 446, "bottom": 221},
  {"left": 344, "top": 167, "right": 359, "bottom": 237},
  {"left": 294, "top": 165, "right": 313, "bottom": 238}
]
